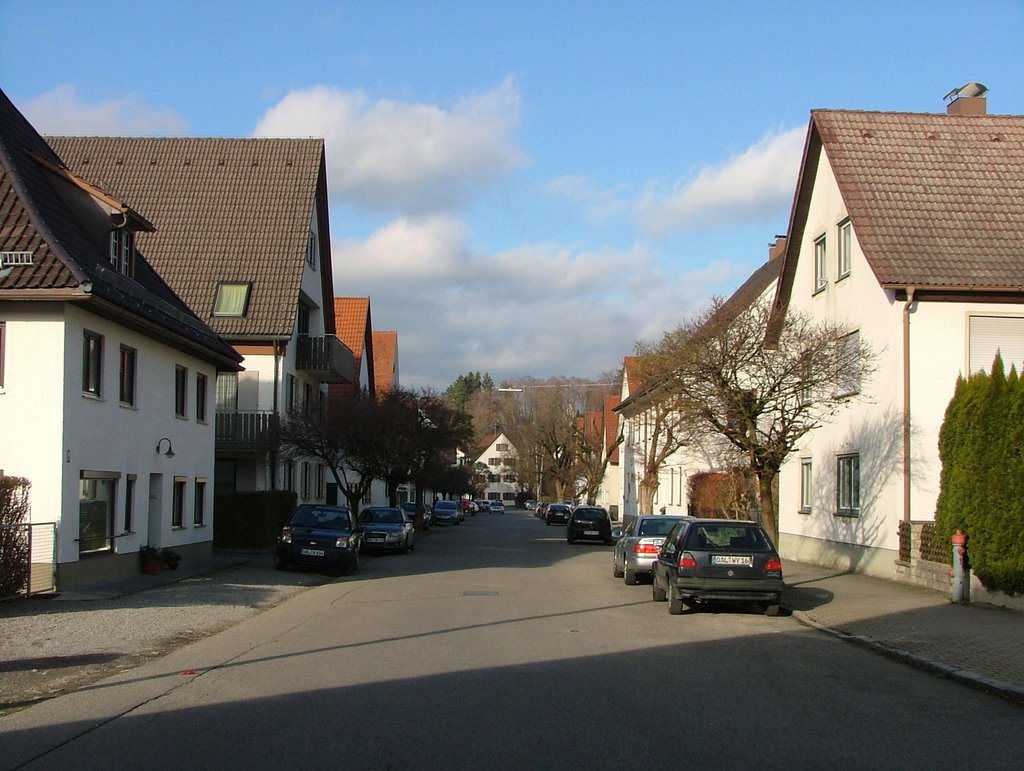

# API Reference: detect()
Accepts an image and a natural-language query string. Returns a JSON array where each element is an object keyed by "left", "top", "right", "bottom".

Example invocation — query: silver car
[{"left": 613, "top": 515, "right": 693, "bottom": 585}]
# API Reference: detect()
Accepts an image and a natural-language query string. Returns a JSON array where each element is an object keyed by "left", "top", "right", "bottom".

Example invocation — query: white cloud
[
  {"left": 254, "top": 80, "right": 525, "bottom": 215},
  {"left": 634, "top": 126, "right": 805, "bottom": 236},
  {"left": 543, "top": 175, "right": 628, "bottom": 223},
  {"left": 20, "top": 85, "right": 189, "bottom": 136},
  {"left": 333, "top": 215, "right": 468, "bottom": 280}
]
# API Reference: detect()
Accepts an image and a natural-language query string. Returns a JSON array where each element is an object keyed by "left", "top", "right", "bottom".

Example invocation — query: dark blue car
[{"left": 275, "top": 504, "right": 360, "bottom": 575}]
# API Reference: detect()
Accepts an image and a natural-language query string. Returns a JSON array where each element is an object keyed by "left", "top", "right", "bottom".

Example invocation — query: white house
[
  {"left": 49, "top": 136, "right": 354, "bottom": 504},
  {"left": 769, "top": 90, "right": 1024, "bottom": 578},
  {"left": 470, "top": 432, "right": 519, "bottom": 503},
  {"left": 0, "top": 88, "right": 243, "bottom": 588}
]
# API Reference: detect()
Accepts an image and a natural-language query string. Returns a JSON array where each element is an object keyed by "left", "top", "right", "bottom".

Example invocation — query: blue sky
[{"left": 3, "top": 1, "right": 1023, "bottom": 390}]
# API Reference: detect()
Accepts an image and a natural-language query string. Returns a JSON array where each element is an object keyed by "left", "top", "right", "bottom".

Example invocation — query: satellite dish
[{"left": 944, "top": 82, "right": 989, "bottom": 101}]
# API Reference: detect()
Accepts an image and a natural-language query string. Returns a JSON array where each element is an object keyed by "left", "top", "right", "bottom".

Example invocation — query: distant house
[
  {"left": 372, "top": 331, "right": 399, "bottom": 394},
  {"left": 469, "top": 432, "right": 519, "bottom": 503},
  {"left": 0, "top": 89, "right": 242, "bottom": 588},
  {"left": 769, "top": 90, "right": 1024, "bottom": 578},
  {"left": 50, "top": 135, "right": 353, "bottom": 504}
]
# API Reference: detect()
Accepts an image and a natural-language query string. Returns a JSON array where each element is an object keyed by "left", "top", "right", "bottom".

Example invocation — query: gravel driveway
[{"left": 0, "top": 551, "right": 328, "bottom": 717}]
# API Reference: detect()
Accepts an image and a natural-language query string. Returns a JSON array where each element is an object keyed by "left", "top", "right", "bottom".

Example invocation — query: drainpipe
[
  {"left": 270, "top": 340, "right": 281, "bottom": 491},
  {"left": 902, "top": 286, "right": 916, "bottom": 523}
]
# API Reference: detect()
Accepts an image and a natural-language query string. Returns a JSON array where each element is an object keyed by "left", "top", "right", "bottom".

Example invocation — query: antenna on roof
[{"left": 943, "top": 82, "right": 989, "bottom": 102}]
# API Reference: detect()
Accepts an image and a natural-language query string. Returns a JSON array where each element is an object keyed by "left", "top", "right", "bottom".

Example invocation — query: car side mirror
[
  {"left": 664, "top": 543, "right": 676, "bottom": 554},
  {"left": 611, "top": 529, "right": 623, "bottom": 539}
]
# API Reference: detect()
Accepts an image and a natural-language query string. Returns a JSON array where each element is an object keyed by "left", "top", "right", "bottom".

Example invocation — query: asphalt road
[{"left": 3, "top": 510, "right": 1023, "bottom": 770}]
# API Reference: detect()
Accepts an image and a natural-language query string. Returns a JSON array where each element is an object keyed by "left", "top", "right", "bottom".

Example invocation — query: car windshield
[
  {"left": 574, "top": 508, "right": 606, "bottom": 521},
  {"left": 360, "top": 509, "right": 404, "bottom": 524},
  {"left": 638, "top": 518, "right": 684, "bottom": 537},
  {"left": 684, "top": 524, "right": 770, "bottom": 551},
  {"left": 550, "top": 505, "right": 569, "bottom": 512},
  {"left": 291, "top": 507, "right": 351, "bottom": 530}
]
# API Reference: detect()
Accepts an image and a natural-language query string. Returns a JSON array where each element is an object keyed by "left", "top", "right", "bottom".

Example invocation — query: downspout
[
  {"left": 271, "top": 340, "right": 281, "bottom": 491},
  {"left": 902, "top": 286, "right": 916, "bottom": 523}
]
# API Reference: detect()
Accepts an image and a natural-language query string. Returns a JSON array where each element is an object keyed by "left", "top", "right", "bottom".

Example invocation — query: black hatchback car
[
  {"left": 651, "top": 519, "right": 784, "bottom": 615},
  {"left": 566, "top": 505, "right": 613, "bottom": 545},
  {"left": 275, "top": 504, "right": 360, "bottom": 575}
]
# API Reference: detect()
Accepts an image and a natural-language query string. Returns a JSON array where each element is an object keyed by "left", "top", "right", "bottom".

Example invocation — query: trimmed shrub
[
  {"left": 213, "top": 490, "right": 298, "bottom": 549},
  {"left": 1, "top": 476, "right": 31, "bottom": 596}
]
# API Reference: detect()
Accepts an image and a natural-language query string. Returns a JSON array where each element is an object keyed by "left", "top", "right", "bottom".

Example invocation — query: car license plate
[
  {"left": 584, "top": 530, "right": 599, "bottom": 536},
  {"left": 367, "top": 537, "right": 384, "bottom": 543},
  {"left": 712, "top": 555, "right": 752, "bottom": 566},
  {"left": 300, "top": 548, "right": 325, "bottom": 557}
]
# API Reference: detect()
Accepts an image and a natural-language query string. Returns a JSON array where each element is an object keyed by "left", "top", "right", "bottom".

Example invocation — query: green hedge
[
  {"left": 935, "top": 355, "right": 1024, "bottom": 595},
  {"left": 214, "top": 490, "right": 298, "bottom": 549}
]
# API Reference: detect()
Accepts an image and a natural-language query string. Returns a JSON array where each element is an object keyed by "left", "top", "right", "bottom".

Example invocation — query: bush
[
  {"left": 0, "top": 476, "right": 31, "bottom": 596},
  {"left": 213, "top": 490, "right": 298, "bottom": 549}
]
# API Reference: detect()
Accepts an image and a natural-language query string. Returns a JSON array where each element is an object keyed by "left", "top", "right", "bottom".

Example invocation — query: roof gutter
[{"left": 903, "top": 286, "right": 916, "bottom": 523}]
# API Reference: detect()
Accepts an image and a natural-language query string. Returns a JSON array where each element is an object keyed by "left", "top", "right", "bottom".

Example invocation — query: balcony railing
[
  {"left": 295, "top": 334, "right": 354, "bottom": 383},
  {"left": 216, "top": 410, "right": 280, "bottom": 452}
]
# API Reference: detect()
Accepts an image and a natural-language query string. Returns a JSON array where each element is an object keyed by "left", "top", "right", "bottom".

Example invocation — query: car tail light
[
  {"left": 765, "top": 558, "right": 783, "bottom": 572},
  {"left": 633, "top": 542, "right": 660, "bottom": 555},
  {"left": 678, "top": 552, "right": 697, "bottom": 569},
  {"left": 279, "top": 528, "right": 293, "bottom": 544}
]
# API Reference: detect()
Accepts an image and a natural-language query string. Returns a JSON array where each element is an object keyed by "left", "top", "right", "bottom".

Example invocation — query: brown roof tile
[
  {"left": 47, "top": 136, "right": 332, "bottom": 339},
  {"left": 372, "top": 330, "right": 398, "bottom": 394},
  {"left": 331, "top": 297, "right": 372, "bottom": 398}
]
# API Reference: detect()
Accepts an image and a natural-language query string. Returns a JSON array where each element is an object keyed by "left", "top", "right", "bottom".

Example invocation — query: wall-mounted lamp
[{"left": 156, "top": 437, "right": 175, "bottom": 458}]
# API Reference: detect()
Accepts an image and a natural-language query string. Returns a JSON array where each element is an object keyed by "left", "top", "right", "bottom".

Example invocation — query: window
[
  {"left": 838, "top": 220, "right": 852, "bottom": 279},
  {"left": 79, "top": 473, "right": 117, "bottom": 553},
  {"left": 488, "top": 457, "right": 501, "bottom": 466},
  {"left": 836, "top": 454, "right": 860, "bottom": 516},
  {"left": 301, "top": 462, "right": 311, "bottom": 500},
  {"left": 213, "top": 282, "right": 251, "bottom": 316},
  {"left": 196, "top": 372, "right": 208, "bottom": 422},
  {"left": 174, "top": 365, "right": 188, "bottom": 417},
  {"left": 814, "top": 235, "right": 827, "bottom": 292},
  {"left": 968, "top": 315, "right": 1024, "bottom": 374},
  {"left": 316, "top": 464, "right": 325, "bottom": 499},
  {"left": 83, "top": 330, "right": 103, "bottom": 396},
  {"left": 306, "top": 231, "right": 318, "bottom": 269},
  {"left": 124, "top": 475, "right": 136, "bottom": 532},
  {"left": 836, "top": 331, "right": 861, "bottom": 397},
  {"left": 194, "top": 479, "right": 206, "bottom": 526},
  {"left": 119, "top": 345, "right": 137, "bottom": 405},
  {"left": 0, "top": 320, "right": 6, "bottom": 389},
  {"left": 286, "top": 374, "right": 296, "bottom": 413},
  {"left": 797, "top": 355, "right": 813, "bottom": 406},
  {"left": 496, "top": 443, "right": 509, "bottom": 452},
  {"left": 283, "top": 460, "right": 294, "bottom": 492},
  {"left": 172, "top": 478, "right": 186, "bottom": 528},
  {"left": 108, "top": 230, "right": 135, "bottom": 276},
  {"left": 800, "top": 459, "right": 812, "bottom": 513},
  {"left": 297, "top": 303, "right": 310, "bottom": 336},
  {"left": 216, "top": 372, "right": 238, "bottom": 411}
]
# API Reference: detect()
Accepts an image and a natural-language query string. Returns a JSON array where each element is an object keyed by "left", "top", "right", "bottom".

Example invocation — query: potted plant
[
  {"left": 140, "top": 545, "right": 163, "bottom": 575},
  {"left": 161, "top": 548, "right": 182, "bottom": 570}
]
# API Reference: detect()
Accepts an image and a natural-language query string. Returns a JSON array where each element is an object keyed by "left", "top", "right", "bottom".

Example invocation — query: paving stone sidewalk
[{"left": 783, "top": 560, "right": 1024, "bottom": 704}]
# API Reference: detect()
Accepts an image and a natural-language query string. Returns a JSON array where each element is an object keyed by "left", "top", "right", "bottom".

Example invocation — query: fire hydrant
[{"left": 951, "top": 529, "right": 970, "bottom": 604}]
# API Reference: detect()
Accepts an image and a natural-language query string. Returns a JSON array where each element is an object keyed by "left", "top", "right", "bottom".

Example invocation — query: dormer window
[
  {"left": 108, "top": 229, "right": 134, "bottom": 277},
  {"left": 213, "top": 282, "right": 251, "bottom": 317},
  {"left": 306, "top": 231, "right": 318, "bottom": 269}
]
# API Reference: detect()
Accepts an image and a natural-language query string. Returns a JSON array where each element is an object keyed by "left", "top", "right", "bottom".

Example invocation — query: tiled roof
[
  {"left": 813, "top": 110, "right": 1024, "bottom": 289},
  {"left": 0, "top": 89, "right": 240, "bottom": 370},
  {"left": 331, "top": 297, "right": 372, "bottom": 398},
  {"left": 604, "top": 394, "right": 620, "bottom": 463},
  {"left": 372, "top": 330, "right": 398, "bottom": 393},
  {"left": 47, "top": 135, "right": 332, "bottom": 339}
]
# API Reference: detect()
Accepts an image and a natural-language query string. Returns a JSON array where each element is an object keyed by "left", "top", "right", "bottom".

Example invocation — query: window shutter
[{"left": 968, "top": 316, "right": 1024, "bottom": 374}]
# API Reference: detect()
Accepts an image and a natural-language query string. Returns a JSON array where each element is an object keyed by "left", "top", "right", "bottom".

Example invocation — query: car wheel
[
  {"left": 274, "top": 552, "right": 288, "bottom": 571},
  {"left": 624, "top": 567, "right": 638, "bottom": 586},
  {"left": 567, "top": 536, "right": 575, "bottom": 544},
  {"left": 612, "top": 558, "right": 624, "bottom": 578},
  {"left": 764, "top": 600, "right": 782, "bottom": 616},
  {"left": 668, "top": 586, "right": 684, "bottom": 615},
  {"left": 340, "top": 551, "right": 358, "bottom": 576},
  {"left": 652, "top": 576, "right": 666, "bottom": 602}
]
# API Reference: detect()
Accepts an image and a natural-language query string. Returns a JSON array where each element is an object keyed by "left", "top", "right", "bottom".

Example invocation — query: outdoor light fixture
[{"left": 156, "top": 437, "right": 175, "bottom": 458}]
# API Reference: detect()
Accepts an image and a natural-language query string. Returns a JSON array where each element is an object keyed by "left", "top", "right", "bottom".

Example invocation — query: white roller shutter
[{"left": 968, "top": 315, "right": 1024, "bottom": 374}]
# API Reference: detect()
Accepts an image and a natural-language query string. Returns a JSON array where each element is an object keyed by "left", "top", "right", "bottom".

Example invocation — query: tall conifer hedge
[{"left": 935, "top": 354, "right": 1024, "bottom": 595}]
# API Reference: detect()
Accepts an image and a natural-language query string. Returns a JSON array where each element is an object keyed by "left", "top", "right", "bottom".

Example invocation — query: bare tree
[
  {"left": 574, "top": 404, "right": 623, "bottom": 505},
  {"left": 649, "top": 295, "right": 875, "bottom": 541}
]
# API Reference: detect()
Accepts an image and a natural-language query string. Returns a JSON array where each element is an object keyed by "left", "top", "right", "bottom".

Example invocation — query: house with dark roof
[
  {"left": 0, "top": 89, "right": 242, "bottom": 588},
  {"left": 615, "top": 246, "right": 783, "bottom": 521},
  {"left": 768, "top": 88, "right": 1024, "bottom": 579},
  {"left": 49, "top": 135, "right": 354, "bottom": 504}
]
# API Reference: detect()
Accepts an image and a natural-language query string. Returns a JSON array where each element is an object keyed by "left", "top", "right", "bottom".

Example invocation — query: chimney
[
  {"left": 944, "top": 82, "right": 988, "bottom": 115},
  {"left": 768, "top": 235, "right": 787, "bottom": 261}
]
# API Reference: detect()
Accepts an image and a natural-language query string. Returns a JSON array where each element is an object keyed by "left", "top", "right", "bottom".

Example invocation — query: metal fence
[{"left": 0, "top": 522, "right": 57, "bottom": 599}]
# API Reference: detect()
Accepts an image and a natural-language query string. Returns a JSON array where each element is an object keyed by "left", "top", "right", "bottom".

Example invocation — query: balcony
[
  {"left": 295, "top": 334, "right": 354, "bottom": 383},
  {"left": 216, "top": 411, "right": 280, "bottom": 453}
]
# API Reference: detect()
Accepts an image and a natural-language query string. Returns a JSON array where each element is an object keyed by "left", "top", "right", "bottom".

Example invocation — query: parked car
[
  {"left": 535, "top": 502, "right": 549, "bottom": 520},
  {"left": 489, "top": 500, "right": 505, "bottom": 514},
  {"left": 566, "top": 505, "right": 613, "bottom": 544},
  {"left": 651, "top": 519, "right": 784, "bottom": 615},
  {"left": 400, "top": 500, "right": 431, "bottom": 530},
  {"left": 545, "top": 503, "right": 571, "bottom": 525},
  {"left": 358, "top": 507, "right": 416, "bottom": 553},
  {"left": 613, "top": 515, "right": 693, "bottom": 585},
  {"left": 432, "top": 499, "right": 461, "bottom": 525},
  {"left": 524, "top": 500, "right": 537, "bottom": 510},
  {"left": 275, "top": 504, "right": 360, "bottom": 575}
]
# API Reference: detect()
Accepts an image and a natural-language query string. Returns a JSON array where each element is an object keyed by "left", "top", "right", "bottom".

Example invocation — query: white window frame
[
  {"left": 837, "top": 219, "right": 852, "bottom": 279},
  {"left": 836, "top": 453, "right": 860, "bottom": 517},
  {"left": 83, "top": 330, "right": 103, "bottom": 397},
  {"left": 213, "top": 282, "right": 251, "bottom": 317},
  {"left": 814, "top": 235, "right": 827, "bottom": 293},
  {"left": 800, "top": 458, "right": 812, "bottom": 513}
]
